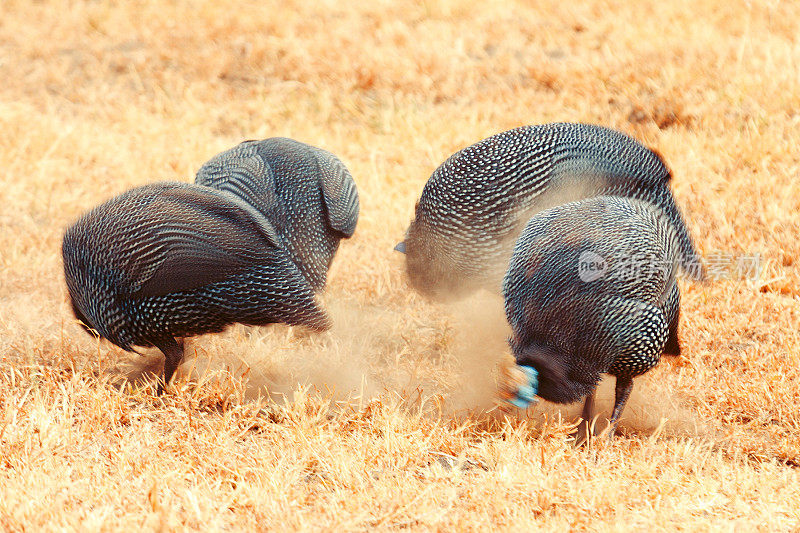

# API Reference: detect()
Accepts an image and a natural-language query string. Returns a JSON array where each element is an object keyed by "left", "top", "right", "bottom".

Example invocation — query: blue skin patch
[{"left": 508, "top": 365, "right": 538, "bottom": 409}]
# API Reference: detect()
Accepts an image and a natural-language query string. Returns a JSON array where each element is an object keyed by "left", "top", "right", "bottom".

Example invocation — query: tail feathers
[
  {"left": 663, "top": 306, "right": 681, "bottom": 357},
  {"left": 663, "top": 333, "right": 681, "bottom": 357}
]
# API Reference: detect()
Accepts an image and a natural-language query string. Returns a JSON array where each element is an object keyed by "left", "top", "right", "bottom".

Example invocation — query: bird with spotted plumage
[
  {"left": 396, "top": 122, "right": 704, "bottom": 301},
  {"left": 196, "top": 137, "right": 359, "bottom": 292},
  {"left": 62, "top": 182, "right": 330, "bottom": 394},
  {"left": 499, "top": 195, "right": 682, "bottom": 441}
]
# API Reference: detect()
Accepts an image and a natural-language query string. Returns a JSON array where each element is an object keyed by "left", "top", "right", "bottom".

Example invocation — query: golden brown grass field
[{"left": 1, "top": 0, "right": 800, "bottom": 530}]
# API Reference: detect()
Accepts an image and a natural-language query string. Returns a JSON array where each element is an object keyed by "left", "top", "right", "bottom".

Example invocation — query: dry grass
[{"left": 1, "top": 0, "right": 799, "bottom": 529}]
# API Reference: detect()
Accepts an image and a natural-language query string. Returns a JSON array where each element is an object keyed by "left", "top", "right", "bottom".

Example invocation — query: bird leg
[
  {"left": 153, "top": 337, "right": 184, "bottom": 395},
  {"left": 573, "top": 391, "right": 596, "bottom": 446},
  {"left": 608, "top": 376, "right": 634, "bottom": 438}
]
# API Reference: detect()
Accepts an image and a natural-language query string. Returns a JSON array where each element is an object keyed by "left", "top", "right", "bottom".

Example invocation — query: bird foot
[{"left": 498, "top": 364, "right": 538, "bottom": 409}]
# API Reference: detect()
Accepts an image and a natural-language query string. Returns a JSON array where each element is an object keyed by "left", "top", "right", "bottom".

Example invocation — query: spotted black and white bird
[
  {"left": 500, "top": 195, "right": 682, "bottom": 439},
  {"left": 396, "top": 123, "right": 704, "bottom": 300},
  {"left": 62, "top": 182, "right": 330, "bottom": 394},
  {"left": 196, "top": 137, "right": 359, "bottom": 291}
]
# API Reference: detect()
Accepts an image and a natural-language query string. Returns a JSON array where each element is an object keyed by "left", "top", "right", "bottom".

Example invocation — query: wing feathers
[
  {"left": 312, "top": 149, "right": 360, "bottom": 237},
  {"left": 125, "top": 184, "right": 285, "bottom": 298}
]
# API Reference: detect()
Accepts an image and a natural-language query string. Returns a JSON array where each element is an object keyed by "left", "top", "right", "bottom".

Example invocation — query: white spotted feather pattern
[
  {"left": 502, "top": 196, "right": 681, "bottom": 405},
  {"left": 62, "top": 182, "right": 330, "bottom": 352},
  {"left": 402, "top": 123, "right": 703, "bottom": 300},
  {"left": 196, "top": 137, "right": 359, "bottom": 291}
]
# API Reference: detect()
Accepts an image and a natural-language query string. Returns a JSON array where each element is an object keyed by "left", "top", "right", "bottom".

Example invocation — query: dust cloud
[
  {"left": 433, "top": 292, "right": 712, "bottom": 439},
  {"left": 113, "top": 288, "right": 709, "bottom": 439}
]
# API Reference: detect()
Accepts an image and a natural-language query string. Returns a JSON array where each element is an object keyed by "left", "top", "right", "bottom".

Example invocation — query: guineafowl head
[
  {"left": 513, "top": 339, "right": 599, "bottom": 405},
  {"left": 499, "top": 359, "right": 539, "bottom": 409},
  {"left": 396, "top": 203, "right": 474, "bottom": 301}
]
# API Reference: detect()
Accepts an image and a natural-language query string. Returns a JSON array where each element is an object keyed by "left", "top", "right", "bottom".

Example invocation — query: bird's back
[{"left": 196, "top": 138, "right": 359, "bottom": 290}]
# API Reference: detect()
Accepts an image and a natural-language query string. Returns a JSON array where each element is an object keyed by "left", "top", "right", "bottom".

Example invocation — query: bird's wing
[
  {"left": 310, "top": 146, "right": 360, "bottom": 238},
  {"left": 125, "top": 185, "right": 286, "bottom": 298}
]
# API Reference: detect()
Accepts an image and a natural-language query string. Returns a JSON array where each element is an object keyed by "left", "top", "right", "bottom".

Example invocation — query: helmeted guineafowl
[
  {"left": 396, "top": 123, "right": 703, "bottom": 300},
  {"left": 62, "top": 182, "right": 330, "bottom": 394},
  {"left": 196, "top": 137, "right": 359, "bottom": 291},
  {"left": 500, "top": 195, "right": 682, "bottom": 440}
]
